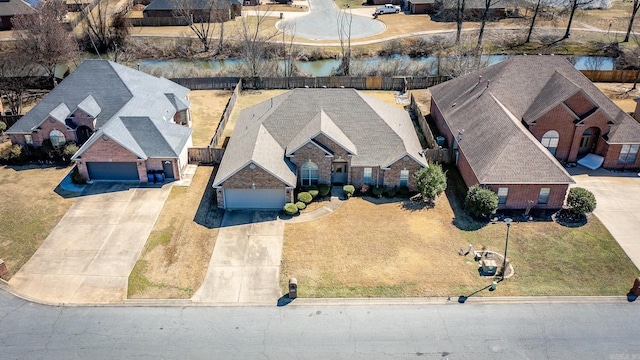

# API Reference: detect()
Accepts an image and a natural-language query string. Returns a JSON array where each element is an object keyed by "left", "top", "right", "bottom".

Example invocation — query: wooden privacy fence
[
  {"left": 423, "top": 148, "right": 453, "bottom": 164},
  {"left": 580, "top": 70, "right": 640, "bottom": 83},
  {"left": 188, "top": 147, "right": 226, "bottom": 164},
  {"left": 409, "top": 94, "right": 437, "bottom": 149},
  {"left": 209, "top": 79, "right": 242, "bottom": 148},
  {"left": 169, "top": 77, "right": 241, "bottom": 90}
]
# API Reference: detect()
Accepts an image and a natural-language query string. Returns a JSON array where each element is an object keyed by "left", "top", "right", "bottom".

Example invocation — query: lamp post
[{"left": 501, "top": 218, "right": 513, "bottom": 281}]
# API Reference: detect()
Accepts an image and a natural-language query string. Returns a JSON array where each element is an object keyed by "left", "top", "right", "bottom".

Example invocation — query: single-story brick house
[
  {"left": 7, "top": 60, "right": 193, "bottom": 182},
  {"left": 0, "top": 0, "right": 35, "bottom": 31},
  {"left": 213, "top": 88, "right": 428, "bottom": 209},
  {"left": 143, "top": 0, "right": 242, "bottom": 25},
  {"left": 430, "top": 55, "right": 640, "bottom": 210},
  {"left": 408, "top": 0, "right": 435, "bottom": 14},
  {"left": 434, "top": 0, "right": 508, "bottom": 20}
]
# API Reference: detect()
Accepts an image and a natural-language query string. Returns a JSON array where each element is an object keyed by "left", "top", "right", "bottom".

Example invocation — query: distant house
[
  {"left": 7, "top": 60, "right": 193, "bottom": 182},
  {"left": 0, "top": 0, "right": 35, "bottom": 30},
  {"left": 142, "top": 0, "right": 242, "bottom": 26},
  {"left": 424, "top": 0, "right": 509, "bottom": 20},
  {"left": 408, "top": 0, "right": 435, "bottom": 14},
  {"left": 430, "top": 55, "right": 640, "bottom": 210},
  {"left": 213, "top": 88, "right": 427, "bottom": 209},
  {"left": 367, "top": 0, "right": 404, "bottom": 6}
]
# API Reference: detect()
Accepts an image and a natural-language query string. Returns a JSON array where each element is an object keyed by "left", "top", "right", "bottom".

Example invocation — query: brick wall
[
  {"left": 221, "top": 163, "right": 288, "bottom": 189},
  {"left": 603, "top": 143, "right": 640, "bottom": 169},
  {"left": 30, "top": 117, "right": 77, "bottom": 147},
  {"left": 289, "top": 142, "right": 333, "bottom": 185},
  {"left": 384, "top": 157, "right": 422, "bottom": 191},
  {"left": 564, "top": 92, "right": 596, "bottom": 118},
  {"left": 485, "top": 183, "right": 568, "bottom": 210},
  {"left": 457, "top": 150, "right": 480, "bottom": 187},
  {"left": 76, "top": 135, "right": 146, "bottom": 181},
  {"left": 529, "top": 104, "right": 577, "bottom": 161},
  {"left": 350, "top": 166, "right": 384, "bottom": 188},
  {"left": 72, "top": 109, "right": 97, "bottom": 129}
]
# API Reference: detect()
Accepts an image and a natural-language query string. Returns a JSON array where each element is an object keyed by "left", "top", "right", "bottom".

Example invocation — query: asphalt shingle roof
[
  {"left": 144, "top": 0, "right": 231, "bottom": 11},
  {"left": 429, "top": 55, "right": 590, "bottom": 184},
  {"left": 214, "top": 88, "right": 427, "bottom": 187},
  {"left": 0, "top": 0, "right": 35, "bottom": 17}
]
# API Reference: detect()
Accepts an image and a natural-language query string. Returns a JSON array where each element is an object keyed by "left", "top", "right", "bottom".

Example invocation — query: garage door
[
  {"left": 224, "top": 189, "right": 285, "bottom": 209},
  {"left": 86, "top": 162, "right": 139, "bottom": 181}
]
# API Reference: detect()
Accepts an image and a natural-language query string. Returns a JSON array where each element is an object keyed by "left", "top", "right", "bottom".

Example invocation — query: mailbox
[
  {"left": 632, "top": 277, "right": 640, "bottom": 296},
  {"left": 288, "top": 278, "right": 298, "bottom": 299}
]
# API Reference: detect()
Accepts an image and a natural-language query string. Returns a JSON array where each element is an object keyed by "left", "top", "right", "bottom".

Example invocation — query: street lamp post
[{"left": 501, "top": 218, "right": 513, "bottom": 281}]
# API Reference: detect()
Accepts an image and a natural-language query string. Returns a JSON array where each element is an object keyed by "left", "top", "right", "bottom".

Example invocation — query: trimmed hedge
[
  {"left": 372, "top": 186, "right": 384, "bottom": 196},
  {"left": 397, "top": 186, "right": 409, "bottom": 196},
  {"left": 308, "top": 189, "right": 319, "bottom": 199},
  {"left": 283, "top": 203, "right": 299, "bottom": 215},
  {"left": 343, "top": 185, "right": 355, "bottom": 196},
  {"left": 318, "top": 184, "right": 331, "bottom": 197},
  {"left": 385, "top": 187, "right": 397, "bottom": 197},
  {"left": 297, "top": 192, "right": 313, "bottom": 204},
  {"left": 464, "top": 184, "right": 498, "bottom": 218},
  {"left": 295, "top": 201, "right": 306, "bottom": 210},
  {"left": 566, "top": 187, "right": 596, "bottom": 215}
]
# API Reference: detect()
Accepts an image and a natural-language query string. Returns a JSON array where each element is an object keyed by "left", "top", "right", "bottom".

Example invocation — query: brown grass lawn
[
  {"left": 575, "top": 1, "right": 639, "bottom": 33},
  {"left": 0, "top": 165, "right": 76, "bottom": 280},
  {"left": 254, "top": 3, "right": 309, "bottom": 12},
  {"left": 128, "top": 166, "right": 223, "bottom": 298},
  {"left": 281, "top": 167, "right": 638, "bottom": 297},
  {"left": 189, "top": 90, "right": 233, "bottom": 146},
  {"left": 594, "top": 83, "right": 639, "bottom": 114}
]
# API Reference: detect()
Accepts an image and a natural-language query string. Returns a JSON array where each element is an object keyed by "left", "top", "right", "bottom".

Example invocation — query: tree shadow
[
  {"left": 444, "top": 165, "right": 488, "bottom": 231},
  {"left": 193, "top": 165, "right": 224, "bottom": 229},
  {"left": 553, "top": 209, "right": 587, "bottom": 228}
]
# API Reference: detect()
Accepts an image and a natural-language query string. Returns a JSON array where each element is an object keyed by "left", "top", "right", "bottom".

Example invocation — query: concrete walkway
[
  {"left": 569, "top": 166, "right": 640, "bottom": 270},
  {"left": 8, "top": 182, "right": 172, "bottom": 305}
]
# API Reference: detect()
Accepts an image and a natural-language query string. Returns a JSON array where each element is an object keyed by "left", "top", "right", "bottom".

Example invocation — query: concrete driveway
[
  {"left": 192, "top": 211, "right": 284, "bottom": 305},
  {"left": 8, "top": 183, "right": 171, "bottom": 304},
  {"left": 569, "top": 167, "right": 640, "bottom": 269},
  {"left": 277, "top": 0, "right": 386, "bottom": 40}
]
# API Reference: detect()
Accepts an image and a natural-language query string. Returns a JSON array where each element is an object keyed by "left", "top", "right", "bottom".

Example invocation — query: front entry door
[
  {"left": 163, "top": 160, "right": 175, "bottom": 179},
  {"left": 331, "top": 161, "right": 348, "bottom": 185},
  {"left": 578, "top": 127, "right": 599, "bottom": 156}
]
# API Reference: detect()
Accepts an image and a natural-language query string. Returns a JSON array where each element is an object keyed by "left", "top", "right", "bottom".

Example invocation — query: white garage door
[{"left": 224, "top": 189, "right": 286, "bottom": 209}]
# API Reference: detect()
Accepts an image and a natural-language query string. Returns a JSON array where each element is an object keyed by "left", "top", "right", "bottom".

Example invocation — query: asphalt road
[
  {"left": 1, "top": 290, "right": 639, "bottom": 359},
  {"left": 277, "top": 0, "right": 386, "bottom": 40}
]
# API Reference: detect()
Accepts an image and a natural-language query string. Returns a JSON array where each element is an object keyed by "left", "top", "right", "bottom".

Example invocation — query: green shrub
[
  {"left": 297, "top": 191, "right": 313, "bottom": 204},
  {"left": 63, "top": 142, "right": 79, "bottom": 159},
  {"left": 566, "top": 187, "right": 596, "bottom": 215},
  {"left": 413, "top": 162, "right": 447, "bottom": 202},
  {"left": 385, "top": 187, "right": 397, "bottom": 197},
  {"left": 308, "top": 189, "right": 319, "bottom": 199},
  {"left": 295, "top": 201, "right": 306, "bottom": 210},
  {"left": 464, "top": 184, "right": 498, "bottom": 218},
  {"left": 283, "top": 203, "right": 299, "bottom": 215},
  {"left": 71, "top": 166, "right": 87, "bottom": 184},
  {"left": 372, "top": 186, "right": 384, "bottom": 196},
  {"left": 318, "top": 184, "right": 331, "bottom": 197},
  {"left": 343, "top": 184, "right": 355, "bottom": 197},
  {"left": 397, "top": 186, "right": 409, "bottom": 196},
  {"left": 0, "top": 121, "right": 6, "bottom": 134}
]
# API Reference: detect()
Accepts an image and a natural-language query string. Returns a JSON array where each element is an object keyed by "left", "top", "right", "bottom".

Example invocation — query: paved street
[
  {"left": 192, "top": 211, "right": 284, "bottom": 305},
  {"left": 569, "top": 167, "right": 640, "bottom": 269},
  {"left": 277, "top": 0, "right": 386, "bottom": 40},
  {"left": 1, "top": 289, "right": 638, "bottom": 359},
  {"left": 8, "top": 183, "right": 171, "bottom": 305}
]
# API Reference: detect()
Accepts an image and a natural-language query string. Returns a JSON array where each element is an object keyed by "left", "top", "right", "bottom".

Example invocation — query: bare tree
[
  {"left": 525, "top": 0, "right": 543, "bottom": 43},
  {"left": 456, "top": 0, "right": 466, "bottom": 44},
  {"left": 240, "top": 6, "right": 279, "bottom": 77},
  {"left": 0, "top": 53, "right": 39, "bottom": 117},
  {"left": 562, "top": 0, "right": 596, "bottom": 40},
  {"left": 441, "top": 37, "right": 489, "bottom": 77},
  {"left": 336, "top": 6, "right": 353, "bottom": 75},
  {"left": 80, "top": 0, "right": 130, "bottom": 53},
  {"left": 12, "top": 0, "right": 78, "bottom": 86},
  {"left": 280, "top": 22, "right": 297, "bottom": 78},
  {"left": 477, "top": 0, "right": 501, "bottom": 49},
  {"left": 624, "top": 0, "right": 640, "bottom": 42},
  {"left": 173, "top": 0, "right": 225, "bottom": 52}
]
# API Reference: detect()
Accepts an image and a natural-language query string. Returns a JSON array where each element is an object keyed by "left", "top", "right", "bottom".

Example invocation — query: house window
[
  {"left": 363, "top": 167, "right": 372, "bottom": 184},
  {"left": 541, "top": 130, "right": 559, "bottom": 156},
  {"left": 49, "top": 130, "right": 66, "bottom": 146},
  {"left": 618, "top": 144, "right": 639, "bottom": 164},
  {"left": 399, "top": 169, "right": 409, "bottom": 187},
  {"left": 24, "top": 134, "right": 33, "bottom": 146},
  {"left": 538, "top": 187, "right": 550, "bottom": 205},
  {"left": 300, "top": 161, "right": 318, "bottom": 186},
  {"left": 497, "top": 187, "right": 508, "bottom": 205},
  {"left": 178, "top": 110, "right": 188, "bottom": 125}
]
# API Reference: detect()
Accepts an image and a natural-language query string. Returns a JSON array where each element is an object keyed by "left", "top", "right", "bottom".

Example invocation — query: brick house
[
  {"left": 6, "top": 60, "right": 193, "bottom": 182},
  {"left": 0, "top": 0, "right": 35, "bottom": 31},
  {"left": 213, "top": 88, "right": 428, "bottom": 209},
  {"left": 142, "top": 0, "right": 242, "bottom": 25},
  {"left": 430, "top": 55, "right": 640, "bottom": 210}
]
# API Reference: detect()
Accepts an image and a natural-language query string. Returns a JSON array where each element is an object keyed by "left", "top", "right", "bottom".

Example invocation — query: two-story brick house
[
  {"left": 7, "top": 60, "right": 193, "bottom": 182},
  {"left": 430, "top": 55, "right": 640, "bottom": 210},
  {"left": 213, "top": 88, "right": 428, "bottom": 209}
]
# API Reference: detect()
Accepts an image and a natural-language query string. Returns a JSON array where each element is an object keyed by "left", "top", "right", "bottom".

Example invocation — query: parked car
[{"left": 375, "top": 4, "right": 401, "bottom": 14}]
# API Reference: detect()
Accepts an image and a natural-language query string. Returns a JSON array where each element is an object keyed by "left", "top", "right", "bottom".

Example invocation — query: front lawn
[
  {"left": 0, "top": 165, "right": 76, "bottom": 280},
  {"left": 281, "top": 167, "right": 638, "bottom": 297},
  {"left": 128, "top": 166, "right": 223, "bottom": 298}
]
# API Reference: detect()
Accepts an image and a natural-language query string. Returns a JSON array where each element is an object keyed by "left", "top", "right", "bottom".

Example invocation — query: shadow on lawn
[{"left": 193, "top": 165, "right": 224, "bottom": 229}]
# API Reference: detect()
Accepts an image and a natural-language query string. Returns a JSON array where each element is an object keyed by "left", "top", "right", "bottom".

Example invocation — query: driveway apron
[
  {"left": 8, "top": 183, "right": 171, "bottom": 304},
  {"left": 570, "top": 168, "right": 640, "bottom": 270},
  {"left": 192, "top": 211, "right": 284, "bottom": 305}
]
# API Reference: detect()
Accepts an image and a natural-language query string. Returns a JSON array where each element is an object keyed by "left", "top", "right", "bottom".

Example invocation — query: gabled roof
[
  {"left": 76, "top": 95, "right": 101, "bottom": 118},
  {"left": 48, "top": 103, "right": 71, "bottom": 123},
  {"left": 0, "top": 0, "right": 36, "bottom": 17},
  {"left": 430, "top": 56, "right": 580, "bottom": 185},
  {"left": 214, "top": 88, "right": 427, "bottom": 187},
  {"left": 144, "top": 0, "right": 231, "bottom": 11},
  {"left": 165, "top": 93, "right": 189, "bottom": 112}
]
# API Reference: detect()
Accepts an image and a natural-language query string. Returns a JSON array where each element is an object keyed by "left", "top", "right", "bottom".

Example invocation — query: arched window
[
  {"left": 50, "top": 130, "right": 66, "bottom": 147},
  {"left": 541, "top": 130, "right": 560, "bottom": 156},
  {"left": 300, "top": 161, "right": 318, "bottom": 186}
]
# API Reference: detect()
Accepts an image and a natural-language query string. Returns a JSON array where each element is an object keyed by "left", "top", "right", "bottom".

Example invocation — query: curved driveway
[{"left": 277, "top": 0, "right": 386, "bottom": 40}]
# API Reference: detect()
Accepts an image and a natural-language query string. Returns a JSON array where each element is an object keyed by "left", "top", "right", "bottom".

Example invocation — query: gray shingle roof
[
  {"left": 77, "top": 95, "right": 101, "bottom": 118},
  {"left": 430, "top": 55, "right": 581, "bottom": 184},
  {"left": 0, "top": 0, "right": 35, "bottom": 16},
  {"left": 214, "top": 88, "right": 427, "bottom": 187},
  {"left": 144, "top": 0, "right": 231, "bottom": 11}
]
